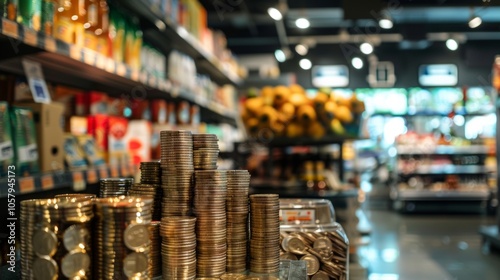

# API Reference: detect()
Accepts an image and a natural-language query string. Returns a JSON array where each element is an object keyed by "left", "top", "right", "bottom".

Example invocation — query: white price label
[
  {"left": 18, "top": 144, "right": 38, "bottom": 163},
  {"left": 0, "top": 141, "right": 14, "bottom": 161},
  {"left": 280, "top": 209, "right": 316, "bottom": 225}
]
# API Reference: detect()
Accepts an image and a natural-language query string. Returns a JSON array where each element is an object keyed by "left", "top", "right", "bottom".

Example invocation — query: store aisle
[{"left": 358, "top": 210, "right": 500, "bottom": 280}]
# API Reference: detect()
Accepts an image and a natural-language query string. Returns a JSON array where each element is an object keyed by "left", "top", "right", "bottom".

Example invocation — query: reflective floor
[{"left": 358, "top": 210, "right": 500, "bottom": 280}]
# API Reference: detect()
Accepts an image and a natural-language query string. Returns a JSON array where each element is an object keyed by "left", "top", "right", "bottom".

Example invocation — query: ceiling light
[
  {"left": 379, "top": 18, "right": 393, "bottom": 29},
  {"left": 295, "top": 18, "right": 310, "bottom": 29},
  {"left": 267, "top": 7, "right": 282, "bottom": 21},
  {"left": 360, "top": 43, "right": 373, "bottom": 55},
  {"left": 468, "top": 16, "right": 482, "bottom": 28},
  {"left": 299, "top": 58, "right": 312, "bottom": 70},
  {"left": 295, "top": 44, "right": 308, "bottom": 56},
  {"left": 275, "top": 49, "right": 286, "bottom": 62},
  {"left": 352, "top": 57, "right": 364, "bottom": 69},
  {"left": 446, "top": 39, "right": 458, "bottom": 51}
]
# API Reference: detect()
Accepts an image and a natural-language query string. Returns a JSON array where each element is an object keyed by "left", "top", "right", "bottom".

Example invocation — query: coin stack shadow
[
  {"left": 226, "top": 170, "right": 251, "bottom": 273},
  {"left": 194, "top": 170, "right": 228, "bottom": 277},
  {"left": 20, "top": 197, "right": 94, "bottom": 280},
  {"left": 193, "top": 134, "right": 219, "bottom": 170},
  {"left": 160, "top": 217, "right": 197, "bottom": 279},
  {"left": 94, "top": 196, "right": 153, "bottom": 279},
  {"left": 139, "top": 161, "right": 162, "bottom": 221},
  {"left": 149, "top": 221, "right": 162, "bottom": 279},
  {"left": 99, "top": 178, "right": 134, "bottom": 198},
  {"left": 249, "top": 194, "right": 281, "bottom": 275},
  {"left": 160, "top": 130, "right": 194, "bottom": 217}
]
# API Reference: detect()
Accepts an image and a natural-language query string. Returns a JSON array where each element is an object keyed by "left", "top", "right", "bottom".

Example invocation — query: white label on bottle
[
  {"left": 18, "top": 144, "right": 38, "bottom": 163},
  {"left": 280, "top": 209, "right": 316, "bottom": 225},
  {"left": 0, "top": 141, "right": 14, "bottom": 161}
]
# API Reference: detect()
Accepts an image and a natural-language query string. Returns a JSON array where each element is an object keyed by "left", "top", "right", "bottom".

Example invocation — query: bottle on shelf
[
  {"left": 95, "top": 0, "right": 109, "bottom": 56},
  {"left": 18, "top": 0, "right": 42, "bottom": 31},
  {"left": 2, "top": 0, "right": 18, "bottom": 21},
  {"left": 41, "top": 0, "right": 56, "bottom": 35},
  {"left": 71, "top": 0, "right": 86, "bottom": 46},
  {"left": 82, "top": 0, "right": 98, "bottom": 50},
  {"left": 54, "top": 0, "right": 75, "bottom": 43}
]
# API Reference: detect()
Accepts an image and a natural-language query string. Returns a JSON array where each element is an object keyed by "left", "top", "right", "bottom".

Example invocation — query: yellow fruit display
[
  {"left": 336, "top": 96, "right": 351, "bottom": 110},
  {"left": 286, "top": 121, "right": 304, "bottom": 138},
  {"left": 261, "top": 86, "right": 275, "bottom": 106},
  {"left": 289, "top": 84, "right": 305, "bottom": 94},
  {"left": 308, "top": 121, "right": 326, "bottom": 138},
  {"left": 314, "top": 92, "right": 330, "bottom": 107},
  {"left": 246, "top": 117, "right": 260, "bottom": 135},
  {"left": 323, "top": 101, "right": 337, "bottom": 121},
  {"left": 335, "top": 105, "right": 353, "bottom": 123},
  {"left": 297, "top": 104, "right": 317, "bottom": 124},
  {"left": 270, "top": 120, "right": 286, "bottom": 136},
  {"left": 257, "top": 106, "right": 279, "bottom": 126},
  {"left": 273, "top": 85, "right": 290, "bottom": 107},
  {"left": 245, "top": 97, "right": 264, "bottom": 115},
  {"left": 288, "top": 92, "right": 308, "bottom": 108},
  {"left": 350, "top": 94, "right": 365, "bottom": 115},
  {"left": 330, "top": 119, "right": 345, "bottom": 135},
  {"left": 279, "top": 102, "right": 295, "bottom": 122}
]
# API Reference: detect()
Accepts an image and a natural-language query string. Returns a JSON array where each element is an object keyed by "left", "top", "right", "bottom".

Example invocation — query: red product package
[
  {"left": 87, "top": 114, "right": 109, "bottom": 160},
  {"left": 108, "top": 116, "right": 129, "bottom": 166},
  {"left": 88, "top": 91, "right": 109, "bottom": 115},
  {"left": 131, "top": 99, "right": 151, "bottom": 120}
]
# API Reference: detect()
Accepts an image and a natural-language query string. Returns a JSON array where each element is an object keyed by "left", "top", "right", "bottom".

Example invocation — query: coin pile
[
  {"left": 20, "top": 197, "right": 94, "bottom": 280},
  {"left": 140, "top": 161, "right": 161, "bottom": 185},
  {"left": 250, "top": 194, "right": 280, "bottom": 275},
  {"left": 99, "top": 178, "right": 134, "bottom": 198},
  {"left": 149, "top": 221, "right": 162, "bottom": 279},
  {"left": 194, "top": 170, "right": 227, "bottom": 277},
  {"left": 279, "top": 231, "right": 349, "bottom": 280},
  {"left": 128, "top": 183, "right": 162, "bottom": 221},
  {"left": 160, "top": 217, "right": 197, "bottom": 279},
  {"left": 160, "top": 130, "right": 194, "bottom": 216},
  {"left": 226, "top": 170, "right": 251, "bottom": 273},
  {"left": 193, "top": 134, "right": 219, "bottom": 170},
  {"left": 94, "top": 196, "right": 153, "bottom": 279}
]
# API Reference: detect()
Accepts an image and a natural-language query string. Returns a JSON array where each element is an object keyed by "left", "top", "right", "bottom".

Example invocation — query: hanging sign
[
  {"left": 419, "top": 64, "right": 458, "bottom": 86},
  {"left": 311, "top": 65, "right": 349, "bottom": 88}
]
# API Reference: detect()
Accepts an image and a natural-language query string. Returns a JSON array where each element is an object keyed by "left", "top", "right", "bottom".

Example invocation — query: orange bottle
[
  {"left": 54, "top": 0, "right": 74, "bottom": 43},
  {"left": 82, "top": 0, "right": 97, "bottom": 50},
  {"left": 95, "top": 0, "right": 109, "bottom": 56},
  {"left": 72, "top": 0, "right": 85, "bottom": 46}
]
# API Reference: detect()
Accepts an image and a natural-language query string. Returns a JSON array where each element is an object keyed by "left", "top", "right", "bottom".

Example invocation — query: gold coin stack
[
  {"left": 193, "top": 134, "right": 219, "bottom": 170},
  {"left": 194, "top": 170, "right": 227, "bottom": 277},
  {"left": 279, "top": 231, "right": 349, "bottom": 280},
  {"left": 139, "top": 162, "right": 163, "bottom": 220},
  {"left": 128, "top": 183, "right": 162, "bottom": 221},
  {"left": 149, "top": 221, "right": 162, "bottom": 279},
  {"left": 20, "top": 197, "right": 94, "bottom": 280},
  {"left": 99, "top": 178, "right": 134, "bottom": 198},
  {"left": 160, "top": 216, "right": 197, "bottom": 279},
  {"left": 249, "top": 194, "right": 281, "bottom": 275},
  {"left": 94, "top": 196, "right": 153, "bottom": 279},
  {"left": 226, "top": 170, "right": 251, "bottom": 274},
  {"left": 160, "top": 130, "right": 194, "bottom": 216}
]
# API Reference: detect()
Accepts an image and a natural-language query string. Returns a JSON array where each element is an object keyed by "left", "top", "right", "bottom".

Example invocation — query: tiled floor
[{"left": 357, "top": 210, "right": 500, "bottom": 280}]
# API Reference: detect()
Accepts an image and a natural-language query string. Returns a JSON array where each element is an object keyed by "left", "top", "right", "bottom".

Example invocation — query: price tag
[
  {"left": 72, "top": 171, "right": 85, "bottom": 191},
  {"left": 110, "top": 166, "right": 119, "bottom": 177},
  {"left": 44, "top": 37, "right": 56, "bottom": 52},
  {"left": 95, "top": 55, "right": 105, "bottom": 69},
  {"left": 2, "top": 18, "right": 18, "bottom": 38},
  {"left": 116, "top": 63, "right": 126, "bottom": 77},
  {"left": 83, "top": 51, "right": 96, "bottom": 66},
  {"left": 131, "top": 69, "right": 139, "bottom": 81},
  {"left": 105, "top": 58, "right": 115, "bottom": 73},
  {"left": 86, "top": 169, "right": 98, "bottom": 184},
  {"left": 41, "top": 175, "right": 54, "bottom": 190},
  {"left": 121, "top": 164, "right": 129, "bottom": 176},
  {"left": 69, "top": 45, "right": 81, "bottom": 61},
  {"left": 19, "top": 177, "right": 35, "bottom": 193},
  {"left": 99, "top": 168, "right": 109, "bottom": 178},
  {"left": 23, "top": 28, "right": 37, "bottom": 46},
  {"left": 22, "top": 59, "right": 51, "bottom": 104}
]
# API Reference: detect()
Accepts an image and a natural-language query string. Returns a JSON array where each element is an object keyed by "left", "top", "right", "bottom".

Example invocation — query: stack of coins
[
  {"left": 226, "top": 170, "right": 251, "bottom": 273},
  {"left": 140, "top": 162, "right": 161, "bottom": 185},
  {"left": 194, "top": 170, "right": 227, "bottom": 277},
  {"left": 149, "top": 221, "right": 162, "bottom": 279},
  {"left": 128, "top": 183, "right": 162, "bottom": 221},
  {"left": 193, "top": 134, "right": 219, "bottom": 170},
  {"left": 250, "top": 194, "right": 280, "bottom": 275},
  {"left": 160, "top": 217, "right": 197, "bottom": 279},
  {"left": 20, "top": 199, "right": 46, "bottom": 280},
  {"left": 99, "top": 178, "right": 134, "bottom": 198},
  {"left": 160, "top": 130, "right": 194, "bottom": 216},
  {"left": 54, "top": 193, "right": 96, "bottom": 201},
  {"left": 94, "top": 196, "right": 153, "bottom": 279}
]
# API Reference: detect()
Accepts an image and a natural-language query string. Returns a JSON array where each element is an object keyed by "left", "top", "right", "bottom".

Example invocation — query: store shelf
[
  {"left": 116, "top": 0, "right": 242, "bottom": 86},
  {"left": 397, "top": 145, "right": 490, "bottom": 155},
  {"left": 0, "top": 164, "right": 136, "bottom": 198},
  {"left": 397, "top": 189, "right": 489, "bottom": 201},
  {"left": 266, "top": 136, "right": 361, "bottom": 148},
  {"left": 371, "top": 111, "right": 494, "bottom": 117},
  {"left": 0, "top": 18, "right": 237, "bottom": 125},
  {"left": 250, "top": 179, "right": 358, "bottom": 198},
  {"left": 399, "top": 164, "right": 490, "bottom": 176}
]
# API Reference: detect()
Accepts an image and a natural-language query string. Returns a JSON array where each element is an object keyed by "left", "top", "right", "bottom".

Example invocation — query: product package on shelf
[
  {"left": 0, "top": 102, "right": 14, "bottom": 176},
  {"left": 63, "top": 134, "right": 88, "bottom": 169},
  {"left": 279, "top": 199, "right": 349, "bottom": 280},
  {"left": 10, "top": 106, "right": 39, "bottom": 176},
  {"left": 151, "top": 99, "right": 168, "bottom": 124},
  {"left": 69, "top": 116, "right": 88, "bottom": 135},
  {"left": 87, "top": 114, "right": 109, "bottom": 160},
  {"left": 125, "top": 120, "right": 152, "bottom": 165},
  {"left": 18, "top": 0, "right": 42, "bottom": 31},
  {"left": 108, "top": 116, "right": 129, "bottom": 166},
  {"left": 76, "top": 135, "right": 106, "bottom": 167}
]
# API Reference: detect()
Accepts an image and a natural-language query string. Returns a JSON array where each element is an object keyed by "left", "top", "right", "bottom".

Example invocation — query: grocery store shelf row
[
  {"left": 371, "top": 111, "right": 494, "bottom": 118},
  {"left": 0, "top": 164, "right": 136, "bottom": 198},
  {"left": 0, "top": 18, "right": 237, "bottom": 125},
  {"left": 396, "top": 189, "right": 490, "bottom": 201},
  {"left": 397, "top": 145, "right": 490, "bottom": 155},
  {"left": 398, "top": 164, "right": 491, "bottom": 176}
]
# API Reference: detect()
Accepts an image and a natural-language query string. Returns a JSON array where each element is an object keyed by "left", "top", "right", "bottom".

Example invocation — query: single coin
[
  {"left": 311, "top": 270, "right": 330, "bottom": 280},
  {"left": 32, "top": 228, "right": 58, "bottom": 257},
  {"left": 63, "top": 225, "right": 90, "bottom": 252},
  {"left": 61, "top": 251, "right": 90, "bottom": 278},
  {"left": 280, "top": 252, "right": 298, "bottom": 260},
  {"left": 32, "top": 257, "right": 58, "bottom": 280},
  {"left": 123, "top": 252, "right": 149, "bottom": 277},
  {"left": 124, "top": 224, "right": 150, "bottom": 251},
  {"left": 301, "top": 254, "right": 320, "bottom": 275}
]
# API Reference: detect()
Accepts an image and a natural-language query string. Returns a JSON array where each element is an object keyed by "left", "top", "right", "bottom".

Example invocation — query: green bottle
[
  {"left": 41, "top": 0, "right": 55, "bottom": 35},
  {"left": 18, "top": 0, "right": 42, "bottom": 30}
]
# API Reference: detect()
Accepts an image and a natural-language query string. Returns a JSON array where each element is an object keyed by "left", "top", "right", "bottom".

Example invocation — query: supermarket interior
[{"left": 1, "top": 0, "right": 500, "bottom": 279}]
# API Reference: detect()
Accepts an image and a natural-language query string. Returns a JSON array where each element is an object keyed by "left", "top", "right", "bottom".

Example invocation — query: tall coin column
[
  {"left": 226, "top": 170, "right": 251, "bottom": 273},
  {"left": 160, "top": 217, "right": 197, "bottom": 279},
  {"left": 138, "top": 161, "right": 162, "bottom": 221}
]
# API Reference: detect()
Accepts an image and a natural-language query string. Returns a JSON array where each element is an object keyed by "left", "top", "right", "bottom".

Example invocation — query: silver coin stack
[
  {"left": 193, "top": 134, "right": 219, "bottom": 170},
  {"left": 20, "top": 197, "right": 94, "bottom": 280},
  {"left": 250, "top": 194, "right": 281, "bottom": 275},
  {"left": 139, "top": 162, "right": 162, "bottom": 220},
  {"left": 160, "top": 130, "right": 194, "bottom": 217},
  {"left": 149, "top": 221, "right": 162, "bottom": 279},
  {"left": 160, "top": 216, "right": 197, "bottom": 279},
  {"left": 94, "top": 196, "right": 153, "bottom": 279},
  {"left": 226, "top": 170, "right": 251, "bottom": 273},
  {"left": 99, "top": 178, "right": 134, "bottom": 198},
  {"left": 128, "top": 183, "right": 162, "bottom": 221},
  {"left": 194, "top": 170, "right": 227, "bottom": 277}
]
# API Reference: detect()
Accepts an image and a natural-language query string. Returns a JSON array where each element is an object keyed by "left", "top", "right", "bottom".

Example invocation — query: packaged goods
[
  {"left": 63, "top": 133, "right": 88, "bottom": 169},
  {"left": 54, "top": 0, "right": 75, "bottom": 43},
  {"left": 125, "top": 120, "right": 151, "bottom": 165},
  {"left": 108, "top": 116, "right": 128, "bottom": 166},
  {"left": 76, "top": 134, "right": 106, "bottom": 166},
  {"left": 0, "top": 102, "right": 14, "bottom": 177},
  {"left": 41, "top": 0, "right": 55, "bottom": 35},
  {"left": 18, "top": 0, "right": 42, "bottom": 31},
  {"left": 150, "top": 99, "right": 168, "bottom": 124},
  {"left": 87, "top": 114, "right": 108, "bottom": 159},
  {"left": 2, "top": 0, "right": 18, "bottom": 21},
  {"left": 10, "top": 106, "right": 39, "bottom": 175}
]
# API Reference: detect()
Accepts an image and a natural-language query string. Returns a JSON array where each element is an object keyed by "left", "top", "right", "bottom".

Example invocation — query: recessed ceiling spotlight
[
  {"left": 295, "top": 44, "right": 308, "bottom": 56},
  {"left": 267, "top": 7, "right": 282, "bottom": 21},
  {"left": 378, "top": 12, "right": 393, "bottom": 29},
  {"left": 295, "top": 18, "right": 310, "bottom": 29},
  {"left": 468, "top": 16, "right": 482, "bottom": 28},
  {"left": 275, "top": 49, "right": 286, "bottom": 62},
  {"left": 360, "top": 42, "right": 374, "bottom": 55},
  {"left": 299, "top": 58, "right": 312, "bottom": 70},
  {"left": 352, "top": 57, "right": 364, "bottom": 69},
  {"left": 446, "top": 39, "right": 459, "bottom": 51}
]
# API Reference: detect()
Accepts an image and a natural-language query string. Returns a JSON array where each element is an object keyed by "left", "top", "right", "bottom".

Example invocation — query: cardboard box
[
  {"left": 16, "top": 102, "right": 65, "bottom": 172},
  {"left": 126, "top": 120, "right": 152, "bottom": 165}
]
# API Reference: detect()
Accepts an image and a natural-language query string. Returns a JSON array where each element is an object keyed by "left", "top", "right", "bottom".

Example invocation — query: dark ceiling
[{"left": 198, "top": 0, "right": 500, "bottom": 55}]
